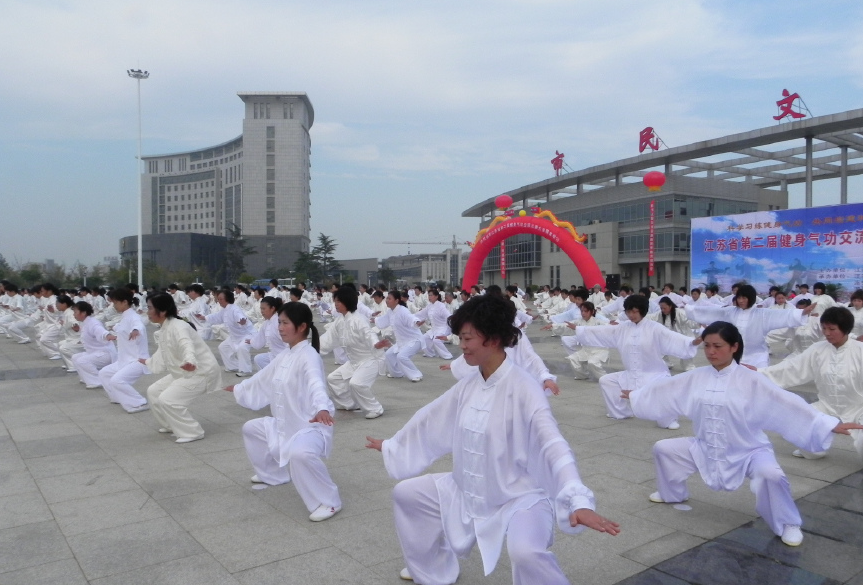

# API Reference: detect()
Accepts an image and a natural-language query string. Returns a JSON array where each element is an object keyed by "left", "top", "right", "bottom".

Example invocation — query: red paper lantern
[
  {"left": 643, "top": 171, "right": 666, "bottom": 192},
  {"left": 495, "top": 194, "right": 513, "bottom": 209}
]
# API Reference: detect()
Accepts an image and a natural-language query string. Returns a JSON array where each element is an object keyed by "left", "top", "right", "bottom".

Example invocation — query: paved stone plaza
[{"left": 1, "top": 325, "right": 861, "bottom": 584}]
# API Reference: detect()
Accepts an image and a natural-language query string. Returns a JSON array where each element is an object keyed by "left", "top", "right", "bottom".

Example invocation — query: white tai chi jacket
[
  {"left": 233, "top": 340, "right": 335, "bottom": 464},
  {"left": 382, "top": 358, "right": 595, "bottom": 575},
  {"left": 630, "top": 363, "right": 838, "bottom": 491}
]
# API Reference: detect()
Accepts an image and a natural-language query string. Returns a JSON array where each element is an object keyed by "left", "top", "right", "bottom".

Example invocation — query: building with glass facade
[{"left": 120, "top": 92, "right": 313, "bottom": 280}]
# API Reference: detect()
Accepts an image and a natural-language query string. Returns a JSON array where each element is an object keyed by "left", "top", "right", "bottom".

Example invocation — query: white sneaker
[
  {"left": 365, "top": 408, "right": 384, "bottom": 419},
  {"left": 175, "top": 434, "right": 204, "bottom": 444},
  {"left": 781, "top": 524, "right": 803, "bottom": 546},
  {"left": 17, "top": 339, "right": 31, "bottom": 344},
  {"left": 649, "top": 492, "right": 665, "bottom": 503},
  {"left": 48, "top": 355, "right": 62, "bottom": 360},
  {"left": 399, "top": 567, "right": 413, "bottom": 581},
  {"left": 665, "top": 421, "right": 680, "bottom": 430},
  {"left": 309, "top": 503, "right": 341, "bottom": 522},
  {"left": 410, "top": 377, "right": 422, "bottom": 383},
  {"left": 235, "top": 371, "right": 252, "bottom": 378},
  {"left": 85, "top": 384, "right": 101, "bottom": 389},
  {"left": 794, "top": 449, "right": 827, "bottom": 460},
  {"left": 251, "top": 475, "right": 265, "bottom": 484},
  {"left": 158, "top": 427, "right": 172, "bottom": 433},
  {"left": 126, "top": 404, "right": 150, "bottom": 414}
]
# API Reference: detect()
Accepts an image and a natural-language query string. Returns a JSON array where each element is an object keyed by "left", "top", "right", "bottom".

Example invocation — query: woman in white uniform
[
  {"left": 98, "top": 288, "right": 150, "bottom": 413},
  {"left": 55, "top": 295, "right": 83, "bottom": 373},
  {"left": 142, "top": 293, "right": 222, "bottom": 443},
  {"left": 413, "top": 289, "right": 453, "bottom": 359},
  {"left": 561, "top": 301, "right": 609, "bottom": 381},
  {"left": 201, "top": 290, "right": 255, "bottom": 377},
  {"left": 247, "top": 296, "right": 288, "bottom": 371},
  {"left": 226, "top": 302, "right": 342, "bottom": 522},
  {"left": 649, "top": 296, "right": 700, "bottom": 371},
  {"left": 71, "top": 301, "right": 117, "bottom": 389},
  {"left": 626, "top": 321, "right": 863, "bottom": 547},
  {"left": 366, "top": 294, "right": 619, "bottom": 584},
  {"left": 374, "top": 291, "right": 424, "bottom": 382}
]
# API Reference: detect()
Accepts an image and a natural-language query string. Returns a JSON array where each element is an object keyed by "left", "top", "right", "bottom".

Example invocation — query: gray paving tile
[
  {"left": 0, "top": 558, "right": 89, "bottom": 585},
  {"left": 130, "top": 463, "right": 236, "bottom": 500},
  {"left": 66, "top": 516, "right": 204, "bottom": 580},
  {"left": 0, "top": 520, "right": 73, "bottom": 573},
  {"left": 24, "top": 447, "right": 118, "bottom": 479},
  {"left": 621, "top": 531, "right": 706, "bottom": 567},
  {"left": 0, "top": 469, "right": 38, "bottom": 497},
  {"left": 796, "top": 499, "right": 863, "bottom": 547},
  {"left": 234, "top": 546, "right": 391, "bottom": 585},
  {"left": 36, "top": 465, "right": 140, "bottom": 504},
  {"left": 50, "top": 488, "right": 167, "bottom": 536},
  {"left": 158, "top": 485, "right": 280, "bottom": 531},
  {"left": 633, "top": 498, "right": 756, "bottom": 540},
  {"left": 802, "top": 482, "right": 863, "bottom": 513},
  {"left": 16, "top": 434, "right": 98, "bottom": 459},
  {"left": 190, "top": 512, "right": 328, "bottom": 573},
  {"left": 0, "top": 491, "right": 52, "bottom": 529},
  {"left": 89, "top": 553, "right": 240, "bottom": 585}
]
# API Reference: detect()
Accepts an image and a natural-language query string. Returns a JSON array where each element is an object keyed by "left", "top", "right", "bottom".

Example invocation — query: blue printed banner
[{"left": 690, "top": 203, "right": 863, "bottom": 301}]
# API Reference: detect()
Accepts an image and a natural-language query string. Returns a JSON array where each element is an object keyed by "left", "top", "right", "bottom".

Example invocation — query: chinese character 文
[
  {"left": 639, "top": 127, "right": 660, "bottom": 153},
  {"left": 840, "top": 231, "right": 853, "bottom": 245},
  {"left": 773, "top": 89, "right": 807, "bottom": 121}
]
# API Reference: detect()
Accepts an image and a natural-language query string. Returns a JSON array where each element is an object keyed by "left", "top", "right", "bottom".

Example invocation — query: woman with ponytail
[
  {"left": 140, "top": 293, "right": 222, "bottom": 443},
  {"left": 623, "top": 321, "right": 863, "bottom": 547},
  {"left": 225, "top": 302, "right": 342, "bottom": 522}
]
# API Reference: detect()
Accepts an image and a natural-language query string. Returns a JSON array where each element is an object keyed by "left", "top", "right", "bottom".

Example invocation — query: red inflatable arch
[{"left": 462, "top": 216, "right": 604, "bottom": 290}]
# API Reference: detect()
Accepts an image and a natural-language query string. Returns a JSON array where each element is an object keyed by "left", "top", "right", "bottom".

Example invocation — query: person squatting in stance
[
  {"left": 622, "top": 321, "right": 863, "bottom": 547},
  {"left": 71, "top": 301, "right": 117, "bottom": 389},
  {"left": 569, "top": 294, "right": 701, "bottom": 430},
  {"left": 366, "top": 294, "right": 619, "bottom": 585},
  {"left": 374, "top": 290, "right": 425, "bottom": 382},
  {"left": 319, "top": 287, "right": 385, "bottom": 419},
  {"left": 559, "top": 301, "right": 609, "bottom": 381},
  {"left": 142, "top": 293, "right": 222, "bottom": 444},
  {"left": 226, "top": 302, "right": 342, "bottom": 522},
  {"left": 99, "top": 288, "right": 150, "bottom": 413},
  {"left": 756, "top": 306, "right": 863, "bottom": 461}
]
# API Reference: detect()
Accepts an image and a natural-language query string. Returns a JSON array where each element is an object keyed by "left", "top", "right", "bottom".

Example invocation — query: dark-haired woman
[
  {"left": 625, "top": 321, "right": 863, "bottom": 547},
  {"left": 141, "top": 293, "right": 221, "bottom": 443},
  {"left": 650, "top": 296, "right": 700, "bottom": 371},
  {"left": 685, "top": 284, "right": 812, "bottom": 368},
  {"left": 246, "top": 296, "right": 287, "bottom": 371},
  {"left": 757, "top": 306, "right": 863, "bottom": 461},
  {"left": 99, "top": 289, "right": 150, "bottom": 413},
  {"left": 226, "top": 302, "right": 342, "bottom": 522},
  {"left": 71, "top": 301, "right": 117, "bottom": 388},
  {"left": 56, "top": 295, "right": 83, "bottom": 372},
  {"left": 367, "top": 294, "right": 618, "bottom": 584},
  {"left": 374, "top": 291, "right": 424, "bottom": 382}
]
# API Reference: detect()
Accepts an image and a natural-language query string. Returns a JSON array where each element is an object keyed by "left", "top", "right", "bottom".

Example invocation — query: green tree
[
  {"left": 311, "top": 233, "right": 342, "bottom": 284},
  {"left": 0, "top": 254, "right": 14, "bottom": 281},
  {"left": 292, "top": 251, "right": 320, "bottom": 283},
  {"left": 377, "top": 267, "right": 395, "bottom": 288},
  {"left": 18, "top": 263, "right": 43, "bottom": 287},
  {"left": 225, "top": 223, "right": 257, "bottom": 284}
]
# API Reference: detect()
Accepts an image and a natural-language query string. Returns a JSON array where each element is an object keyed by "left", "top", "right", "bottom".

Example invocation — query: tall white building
[{"left": 121, "top": 92, "right": 313, "bottom": 279}]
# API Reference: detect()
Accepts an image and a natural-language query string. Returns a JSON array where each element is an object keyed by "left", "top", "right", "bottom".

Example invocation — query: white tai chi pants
[
  {"left": 98, "top": 361, "right": 148, "bottom": 411},
  {"left": 37, "top": 324, "right": 62, "bottom": 358},
  {"left": 218, "top": 337, "right": 252, "bottom": 373},
  {"left": 72, "top": 350, "right": 114, "bottom": 386},
  {"left": 384, "top": 339, "right": 423, "bottom": 381},
  {"left": 59, "top": 340, "right": 84, "bottom": 371},
  {"left": 599, "top": 372, "right": 678, "bottom": 428},
  {"left": 653, "top": 437, "right": 801, "bottom": 536},
  {"left": 241, "top": 418, "right": 341, "bottom": 512},
  {"left": 568, "top": 354, "right": 607, "bottom": 381},
  {"left": 422, "top": 332, "right": 453, "bottom": 359},
  {"left": 327, "top": 359, "right": 383, "bottom": 414},
  {"left": 6, "top": 317, "right": 35, "bottom": 342},
  {"left": 146, "top": 374, "right": 209, "bottom": 439},
  {"left": 254, "top": 352, "right": 275, "bottom": 371},
  {"left": 393, "top": 473, "right": 569, "bottom": 585}
]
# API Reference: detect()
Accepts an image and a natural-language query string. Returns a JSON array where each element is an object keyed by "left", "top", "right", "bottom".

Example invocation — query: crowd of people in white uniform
[{"left": 2, "top": 275, "right": 863, "bottom": 584}]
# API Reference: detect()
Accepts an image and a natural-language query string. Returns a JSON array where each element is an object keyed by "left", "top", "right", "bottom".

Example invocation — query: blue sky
[{"left": 1, "top": 0, "right": 862, "bottom": 269}]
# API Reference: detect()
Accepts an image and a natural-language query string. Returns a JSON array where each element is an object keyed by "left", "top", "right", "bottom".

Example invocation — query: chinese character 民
[
  {"left": 773, "top": 89, "right": 807, "bottom": 121},
  {"left": 639, "top": 127, "right": 660, "bottom": 153}
]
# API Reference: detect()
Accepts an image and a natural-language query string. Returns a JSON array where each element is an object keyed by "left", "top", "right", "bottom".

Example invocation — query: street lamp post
[{"left": 127, "top": 68, "right": 149, "bottom": 290}]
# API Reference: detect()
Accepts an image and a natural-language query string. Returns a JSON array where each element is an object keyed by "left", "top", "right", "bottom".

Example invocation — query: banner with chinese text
[{"left": 690, "top": 203, "right": 863, "bottom": 301}]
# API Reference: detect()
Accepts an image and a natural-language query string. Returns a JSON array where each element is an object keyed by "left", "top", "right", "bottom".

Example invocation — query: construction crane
[{"left": 383, "top": 235, "right": 460, "bottom": 255}]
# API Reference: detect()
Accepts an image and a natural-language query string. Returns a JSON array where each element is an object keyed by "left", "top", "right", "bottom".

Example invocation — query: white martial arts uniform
[
  {"left": 180, "top": 295, "right": 211, "bottom": 340},
  {"left": 573, "top": 319, "right": 697, "bottom": 424},
  {"left": 71, "top": 316, "right": 117, "bottom": 387},
  {"left": 413, "top": 300, "right": 453, "bottom": 359},
  {"left": 206, "top": 303, "right": 255, "bottom": 374},
  {"left": 685, "top": 305, "right": 807, "bottom": 368},
  {"left": 849, "top": 305, "right": 863, "bottom": 339},
  {"left": 375, "top": 304, "right": 424, "bottom": 381},
  {"left": 319, "top": 310, "right": 384, "bottom": 416},
  {"left": 560, "top": 316, "right": 609, "bottom": 381},
  {"left": 98, "top": 308, "right": 150, "bottom": 412},
  {"left": 760, "top": 339, "right": 863, "bottom": 460},
  {"left": 382, "top": 358, "right": 596, "bottom": 585},
  {"left": 145, "top": 318, "right": 222, "bottom": 440},
  {"left": 232, "top": 340, "right": 341, "bottom": 512},
  {"left": 630, "top": 362, "right": 839, "bottom": 536},
  {"left": 58, "top": 307, "right": 83, "bottom": 372},
  {"left": 248, "top": 313, "right": 289, "bottom": 370},
  {"left": 649, "top": 310, "right": 700, "bottom": 371}
]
